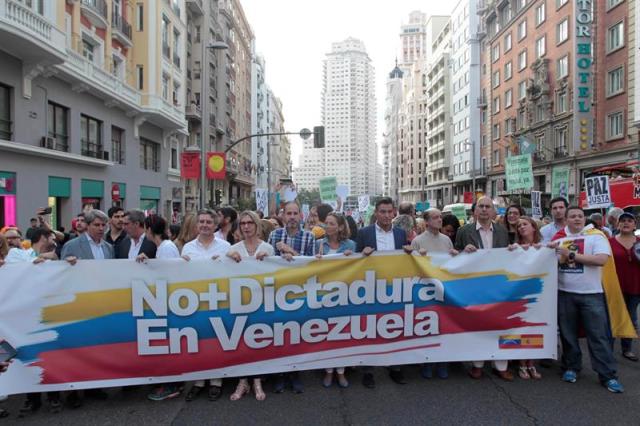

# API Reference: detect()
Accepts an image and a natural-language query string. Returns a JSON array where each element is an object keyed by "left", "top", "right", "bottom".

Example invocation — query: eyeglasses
[{"left": 239, "top": 221, "right": 255, "bottom": 226}]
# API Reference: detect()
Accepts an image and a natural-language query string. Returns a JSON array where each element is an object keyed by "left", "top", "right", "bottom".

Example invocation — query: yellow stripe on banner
[{"left": 42, "top": 254, "right": 546, "bottom": 324}]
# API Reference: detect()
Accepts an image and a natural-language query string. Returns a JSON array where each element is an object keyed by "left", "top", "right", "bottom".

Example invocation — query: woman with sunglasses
[
  {"left": 226, "top": 211, "right": 274, "bottom": 400},
  {"left": 316, "top": 212, "right": 355, "bottom": 388}
]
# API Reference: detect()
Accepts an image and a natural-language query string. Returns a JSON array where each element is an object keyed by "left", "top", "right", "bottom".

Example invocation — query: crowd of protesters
[{"left": 0, "top": 194, "right": 639, "bottom": 417}]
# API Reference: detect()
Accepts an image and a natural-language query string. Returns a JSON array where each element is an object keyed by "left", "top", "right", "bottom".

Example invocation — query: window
[
  {"left": 173, "top": 29, "right": 181, "bottom": 68},
  {"left": 0, "top": 84, "right": 11, "bottom": 140},
  {"left": 136, "top": 65, "right": 144, "bottom": 90},
  {"left": 504, "top": 33, "right": 512, "bottom": 52},
  {"left": 535, "top": 103, "right": 545, "bottom": 122},
  {"left": 493, "top": 149, "right": 501, "bottom": 166},
  {"left": 171, "top": 146, "right": 178, "bottom": 169},
  {"left": 557, "top": 55, "right": 568, "bottom": 78},
  {"left": 607, "top": 111, "right": 624, "bottom": 139},
  {"left": 557, "top": 0, "right": 568, "bottom": 7},
  {"left": 607, "top": 0, "right": 624, "bottom": 10},
  {"left": 112, "top": 126, "right": 125, "bottom": 164},
  {"left": 162, "top": 16, "right": 170, "bottom": 58},
  {"left": 140, "top": 138, "right": 160, "bottom": 172},
  {"left": 556, "top": 91, "right": 567, "bottom": 114},
  {"left": 519, "top": 81, "right": 527, "bottom": 99},
  {"left": 162, "top": 75, "right": 169, "bottom": 100},
  {"left": 536, "top": 36, "right": 546, "bottom": 58},
  {"left": 518, "top": 19, "right": 527, "bottom": 40},
  {"left": 136, "top": 3, "right": 143, "bottom": 31},
  {"left": 47, "top": 102, "right": 69, "bottom": 151},
  {"left": 555, "top": 127, "right": 568, "bottom": 151},
  {"left": 607, "top": 22, "right": 624, "bottom": 52},
  {"left": 607, "top": 66, "right": 624, "bottom": 97},
  {"left": 492, "top": 44, "right": 500, "bottom": 63},
  {"left": 492, "top": 70, "right": 500, "bottom": 88},
  {"left": 82, "top": 39, "right": 95, "bottom": 62},
  {"left": 80, "top": 115, "right": 102, "bottom": 158},
  {"left": 535, "top": 2, "right": 545, "bottom": 26},
  {"left": 557, "top": 19, "right": 568, "bottom": 44},
  {"left": 492, "top": 123, "right": 500, "bottom": 140},
  {"left": 518, "top": 50, "right": 527, "bottom": 70},
  {"left": 505, "top": 61, "right": 512, "bottom": 80},
  {"left": 493, "top": 96, "right": 500, "bottom": 113},
  {"left": 505, "top": 89, "right": 513, "bottom": 108}
]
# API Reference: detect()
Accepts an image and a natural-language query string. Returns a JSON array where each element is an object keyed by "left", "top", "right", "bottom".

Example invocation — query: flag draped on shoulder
[{"left": 552, "top": 227, "right": 637, "bottom": 338}]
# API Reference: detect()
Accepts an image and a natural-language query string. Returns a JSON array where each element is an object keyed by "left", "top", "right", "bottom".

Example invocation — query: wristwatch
[{"left": 568, "top": 252, "right": 576, "bottom": 262}]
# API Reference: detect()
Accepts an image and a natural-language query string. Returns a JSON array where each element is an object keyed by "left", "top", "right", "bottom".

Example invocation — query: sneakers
[
  {"left": 420, "top": 365, "right": 433, "bottom": 379},
  {"left": 604, "top": 379, "right": 624, "bottom": 393},
  {"left": 562, "top": 370, "right": 577, "bottom": 383},
  {"left": 148, "top": 385, "right": 181, "bottom": 401}
]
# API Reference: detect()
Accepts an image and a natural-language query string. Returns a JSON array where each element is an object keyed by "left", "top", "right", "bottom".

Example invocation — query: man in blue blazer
[
  {"left": 61, "top": 209, "right": 114, "bottom": 261},
  {"left": 355, "top": 197, "right": 408, "bottom": 389}
]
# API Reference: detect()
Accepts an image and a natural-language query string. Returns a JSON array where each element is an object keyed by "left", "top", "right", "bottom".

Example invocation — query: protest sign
[
  {"left": 531, "top": 191, "right": 542, "bottom": 219},
  {"left": 585, "top": 176, "right": 611, "bottom": 209},
  {"left": 255, "top": 189, "right": 268, "bottom": 216},
  {"left": 505, "top": 154, "right": 534, "bottom": 191},
  {"left": 319, "top": 177, "right": 337, "bottom": 202},
  {"left": 0, "top": 250, "right": 558, "bottom": 394},
  {"left": 358, "top": 195, "right": 370, "bottom": 212}
]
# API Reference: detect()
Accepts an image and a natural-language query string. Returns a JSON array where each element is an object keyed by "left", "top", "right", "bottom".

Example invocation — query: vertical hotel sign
[{"left": 573, "top": 0, "right": 593, "bottom": 151}]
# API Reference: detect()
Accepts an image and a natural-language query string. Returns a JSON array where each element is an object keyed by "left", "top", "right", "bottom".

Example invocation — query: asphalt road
[{"left": 3, "top": 349, "right": 640, "bottom": 426}]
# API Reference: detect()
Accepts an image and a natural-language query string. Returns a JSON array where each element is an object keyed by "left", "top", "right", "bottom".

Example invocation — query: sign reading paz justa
[{"left": 585, "top": 176, "right": 611, "bottom": 209}]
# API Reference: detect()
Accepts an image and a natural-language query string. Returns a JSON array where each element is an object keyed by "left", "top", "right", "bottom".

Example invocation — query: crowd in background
[{"left": 0, "top": 195, "right": 638, "bottom": 417}]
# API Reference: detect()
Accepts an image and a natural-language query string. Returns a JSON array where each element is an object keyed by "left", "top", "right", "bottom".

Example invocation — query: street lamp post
[
  {"left": 199, "top": 38, "right": 229, "bottom": 209},
  {"left": 462, "top": 140, "right": 476, "bottom": 199}
]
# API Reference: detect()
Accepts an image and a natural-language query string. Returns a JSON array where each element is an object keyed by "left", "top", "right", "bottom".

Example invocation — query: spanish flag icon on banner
[{"left": 206, "top": 152, "right": 226, "bottom": 180}]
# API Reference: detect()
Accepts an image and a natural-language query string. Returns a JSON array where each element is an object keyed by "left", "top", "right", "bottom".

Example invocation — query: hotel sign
[{"left": 573, "top": 0, "right": 594, "bottom": 151}]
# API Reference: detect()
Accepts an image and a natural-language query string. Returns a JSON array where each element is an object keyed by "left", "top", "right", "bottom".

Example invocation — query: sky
[{"left": 241, "top": 0, "right": 455, "bottom": 168}]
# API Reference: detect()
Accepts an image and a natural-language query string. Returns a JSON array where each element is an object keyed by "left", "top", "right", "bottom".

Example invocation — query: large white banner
[{"left": 0, "top": 249, "right": 557, "bottom": 394}]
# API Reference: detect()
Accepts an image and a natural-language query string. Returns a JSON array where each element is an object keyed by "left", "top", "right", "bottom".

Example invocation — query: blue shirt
[
  {"left": 268, "top": 227, "right": 316, "bottom": 256},
  {"left": 316, "top": 238, "right": 356, "bottom": 255}
]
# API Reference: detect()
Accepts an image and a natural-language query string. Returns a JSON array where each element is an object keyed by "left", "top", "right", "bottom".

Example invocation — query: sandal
[
  {"left": 518, "top": 366, "right": 530, "bottom": 380},
  {"left": 253, "top": 379, "right": 266, "bottom": 401},
  {"left": 322, "top": 372, "right": 333, "bottom": 388},
  {"left": 527, "top": 366, "right": 541, "bottom": 380},
  {"left": 185, "top": 385, "right": 203, "bottom": 402},
  {"left": 337, "top": 373, "right": 349, "bottom": 388},
  {"left": 230, "top": 380, "right": 250, "bottom": 401}
]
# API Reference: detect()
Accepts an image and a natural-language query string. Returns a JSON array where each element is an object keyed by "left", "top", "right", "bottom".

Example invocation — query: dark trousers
[
  {"left": 621, "top": 294, "right": 640, "bottom": 353},
  {"left": 558, "top": 291, "right": 617, "bottom": 382}
]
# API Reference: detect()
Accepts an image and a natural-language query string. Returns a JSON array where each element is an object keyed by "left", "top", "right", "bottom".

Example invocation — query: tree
[{"left": 297, "top": 188, "right": 321, "bottom": 206}]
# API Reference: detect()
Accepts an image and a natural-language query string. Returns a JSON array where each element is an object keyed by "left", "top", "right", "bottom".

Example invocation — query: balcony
[
  {"left": 533, "top": 151, "right": 547, "bottom": 163},
  {"left": 57, "top": 48, "right": 141, "bottom": 111},
  {"left": 185, "top": 103, "right": 201, "bottom": 121},
  {"left": 111, "top": 13, "right": 132, "bottom": 47},
  {"left": 81, "top": 139, "right": 108, "bottom": 160},
  {"left": 80, "top": 0, "right": 107, "bottom": 29},
  {"left": 186, "top": 0, "right": 204, "bottom": 15},
  {"left": 0, "top": 0, "right": 66, "bottom": 64},
  {"left": 140, "top": 94, "right": 187, "bottom": 133},
  {"left": 554, "top": 147, "right": 569, "bottom": 159}
]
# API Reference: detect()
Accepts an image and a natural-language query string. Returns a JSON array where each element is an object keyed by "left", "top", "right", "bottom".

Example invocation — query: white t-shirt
[
  {"left": 4, "top": 248, "right": 36, "bottom": 263},
  {"left": 182, "top": 237, "right": 231, "bottom": 260},
  {"left": 556, "top": 229, "right": 611, "bottom": 294},
  {"left": 156, "top": 240, "right": 180, "bottom": 259},
  {"left": 229, "top": 240, "right": 274, "bottom": 257}
]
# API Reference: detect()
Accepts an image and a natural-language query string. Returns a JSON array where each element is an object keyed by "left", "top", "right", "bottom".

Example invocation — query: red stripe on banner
[{"left": 34, "top": 300, "right": 542, "bottom": 384}]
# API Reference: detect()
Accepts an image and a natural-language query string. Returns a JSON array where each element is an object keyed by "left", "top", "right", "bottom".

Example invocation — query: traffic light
[
  {"left": 313, "top": 126, "right": 325, "bottom": 148},
  {"left": 214, "top": 189, "right": 222, "bottom": 206}
]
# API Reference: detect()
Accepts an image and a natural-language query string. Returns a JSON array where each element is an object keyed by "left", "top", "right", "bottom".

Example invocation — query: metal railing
[
  {"left": 81, "top": 139, "right": 104, "bottom": 159},
  {"left": 111, "top": 13, "right": 131, "bottom": 40},
  {"left": 81, "top": 0, "right": 107, "bottom": 19}
]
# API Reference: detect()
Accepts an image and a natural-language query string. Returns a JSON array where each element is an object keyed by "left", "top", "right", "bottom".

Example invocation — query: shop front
[
  {"left": 48, "top": 176, "right": 71, "bottom": 229},
  {"left": 140, "top": 186, "right": 160, "bottom": 215},
  {"left": 81, "top": 179, "right": 104, "bottom": 211},
  {"left": 0, "top": 171, "right": 16, "bottom": 228}
]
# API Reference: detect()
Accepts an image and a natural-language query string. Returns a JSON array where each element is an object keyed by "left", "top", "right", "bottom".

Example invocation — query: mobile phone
[
  {"left": 0, "top": 341, "right": 17, "bottom": 363},
  {"left": 38, "top": 207, "right": 52, "bottom": 215}
]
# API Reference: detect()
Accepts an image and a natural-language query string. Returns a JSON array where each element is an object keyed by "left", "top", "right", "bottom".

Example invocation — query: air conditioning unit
[{"left": 40, "top": 136, "right": 56, "bottom": 150}]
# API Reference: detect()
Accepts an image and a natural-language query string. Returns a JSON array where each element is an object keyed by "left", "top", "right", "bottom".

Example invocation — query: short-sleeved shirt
[
  {"left": 156, "top": 240, "right": 181, "bottom": 259},
  {"left": 540, "top": 222, "right": 564, "bottom": 243},
  {"left": 556, "top": 229, "right": 611, "bottom": 294},
  {"left": 411, "top": 230, "right": 453, "bottom": 252},
  {"left": 609, "top": 236, "right": 640, "bottom": 295},
  {"left": 229, "top": 240, "right": 274, "bottom": 258},
  {"left": 268, "top": 228, "right": 316, "bottom": 256},
  {"left": 182, "top": 237, "right": 231, "bottom": 260}
]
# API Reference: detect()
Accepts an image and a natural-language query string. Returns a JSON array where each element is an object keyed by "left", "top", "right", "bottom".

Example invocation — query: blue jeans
[
  {"left": 621, "top": 294, "right": 640, "bottom": 353},
  {"left": 558, "top": 291, "right": 617, "bottom": 382}
]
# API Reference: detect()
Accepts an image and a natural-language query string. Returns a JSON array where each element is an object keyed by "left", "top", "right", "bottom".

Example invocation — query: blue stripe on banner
[{"left": 18, "top": 275, "right": 542, "bottom": 361}]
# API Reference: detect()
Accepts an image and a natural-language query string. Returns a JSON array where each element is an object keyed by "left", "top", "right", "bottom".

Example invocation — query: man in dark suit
[
  {"left": 116, "top": 209, "right": 156, "bottom": 260},
  {"left": 454, "top": 196, "right": 512, "bottom": 381},
  {"left": 355, "top": 197, "right": 407, "bottom": 389}
]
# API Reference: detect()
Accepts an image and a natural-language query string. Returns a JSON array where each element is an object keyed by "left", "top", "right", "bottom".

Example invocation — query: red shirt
[{"left": 610, "top": 236, "right": 640, "bottom": 295}]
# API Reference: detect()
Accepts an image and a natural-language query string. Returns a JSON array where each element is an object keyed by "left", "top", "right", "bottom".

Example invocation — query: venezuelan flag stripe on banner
[{"left": 0, "top": 249, "right": 558, "bottom": 395}]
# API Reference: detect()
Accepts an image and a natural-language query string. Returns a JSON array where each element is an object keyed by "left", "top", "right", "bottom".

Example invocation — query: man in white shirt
[
  {"left": 181, "top": 209, "right": 230, "bottom": 401},
  {"left": 549, "top": 206, "right": 624, "bottom": 393},
  {"left": 540, "top": 197, "right": 568, "bottom": 243},
  {"left": 5, "top": 228, "right": 57, "bottom": 264}
]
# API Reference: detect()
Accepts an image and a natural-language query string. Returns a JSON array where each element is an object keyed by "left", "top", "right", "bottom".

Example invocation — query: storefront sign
[{"left": 573, "top": 0, "right": 594, "bottom": 151}]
